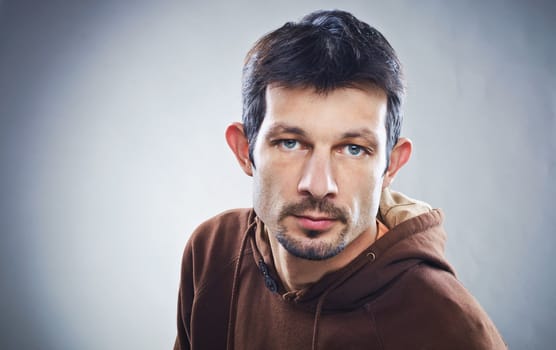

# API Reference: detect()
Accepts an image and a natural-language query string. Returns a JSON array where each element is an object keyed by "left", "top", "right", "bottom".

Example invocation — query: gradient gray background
[{"left": 1, "top": 0, "right": 554, "bottom": 349}]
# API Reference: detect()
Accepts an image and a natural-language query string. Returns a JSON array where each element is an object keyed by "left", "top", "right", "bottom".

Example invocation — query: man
[{"left": 174, "top": 9, "right": 506, "bottom": 350}]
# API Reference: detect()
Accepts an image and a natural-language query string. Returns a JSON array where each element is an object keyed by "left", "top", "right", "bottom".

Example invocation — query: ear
[
  {"left": 382, "top": 137, "right": 412, "bottom": 188},
  {"left": 225, "top": 122, "right": 253, "bottom": 176}
]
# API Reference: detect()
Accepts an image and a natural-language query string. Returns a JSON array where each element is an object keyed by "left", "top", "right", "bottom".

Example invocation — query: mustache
[{"left": 278, "top": 197, "right": 348, "bottom": 224}]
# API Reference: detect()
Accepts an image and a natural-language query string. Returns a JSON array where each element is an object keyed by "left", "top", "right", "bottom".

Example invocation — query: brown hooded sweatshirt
[{"left": 174, "top": 189, "right": 506, "bottom": 349}]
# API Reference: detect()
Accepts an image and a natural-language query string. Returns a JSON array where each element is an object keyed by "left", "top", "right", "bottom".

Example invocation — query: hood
[{"left": 249, "top": 187, "right": 455, "bottom": 312}]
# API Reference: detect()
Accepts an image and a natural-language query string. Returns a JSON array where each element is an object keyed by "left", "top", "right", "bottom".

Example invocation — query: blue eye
[
  {"left": 346, "top": 144, "right": 363, "bottom": 156},
  {"left": 281, "top": 139, "right": 298, "bottom": 149}
]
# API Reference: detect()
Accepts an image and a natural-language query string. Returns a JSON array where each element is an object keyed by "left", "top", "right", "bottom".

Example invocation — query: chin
[{"left": 276, "top": 231, "right": 348, "bottom": 261}]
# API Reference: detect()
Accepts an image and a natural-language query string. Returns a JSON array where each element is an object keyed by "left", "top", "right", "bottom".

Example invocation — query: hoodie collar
[{"left": 249, "top": 189, "right": 454, "bottom": 311}]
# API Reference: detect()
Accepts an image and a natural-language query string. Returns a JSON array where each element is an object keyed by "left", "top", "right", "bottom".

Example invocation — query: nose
[{"left": 297, "top": 152, "right": 338, "bottom": 199}]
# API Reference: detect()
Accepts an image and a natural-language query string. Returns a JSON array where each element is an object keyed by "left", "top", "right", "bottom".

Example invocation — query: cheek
[
  {"left": 256, "top": 156, "right": 300, "bottom": 194},
  {"left": 343, "top": 168, "right": 384, "bottom": 219},
  {"left": 252, "top": 164, "right": 287, "bottom": 217},
  {"left": 252, "top": 171, "right": 271, "bottom": 213}
]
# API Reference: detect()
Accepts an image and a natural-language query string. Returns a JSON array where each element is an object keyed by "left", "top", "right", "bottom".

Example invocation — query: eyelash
[
  {"left": 278, "top": 139, "right": 300, "bottom": 150},
  {"left": 342, "top": 144, "right": 366, "bottom": 157}
]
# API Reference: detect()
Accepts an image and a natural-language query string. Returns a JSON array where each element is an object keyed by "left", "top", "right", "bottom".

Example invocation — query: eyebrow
[
  {"left": 341, "top": 129, "right": 380, "bottom": 147},
  {"left": 264, "top": 123, "right": 307, "bottom": 138},
  {"left": 264, "top": 123, "right": 380, "bottom": 147}
]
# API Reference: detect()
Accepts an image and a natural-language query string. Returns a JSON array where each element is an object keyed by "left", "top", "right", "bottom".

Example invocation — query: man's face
[{"left": 251, "top": 85, "right": 389, "bottom": 260}]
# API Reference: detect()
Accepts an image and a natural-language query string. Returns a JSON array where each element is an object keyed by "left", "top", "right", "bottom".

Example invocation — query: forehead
[{"left": 261, "top": 85, "right": 388, "bottom": 138}]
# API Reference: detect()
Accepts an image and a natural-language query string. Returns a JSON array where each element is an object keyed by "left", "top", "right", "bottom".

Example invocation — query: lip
[{"left": 294, "top": 215, "right": 337, "bottom": 231}]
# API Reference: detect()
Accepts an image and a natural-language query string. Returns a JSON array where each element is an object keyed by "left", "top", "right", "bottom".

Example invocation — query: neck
[{"left": 266, "top": 225, "right": 377, "bottom": 291}]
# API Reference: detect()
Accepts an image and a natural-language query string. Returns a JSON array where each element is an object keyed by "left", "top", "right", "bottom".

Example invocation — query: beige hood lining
[{"left": 379, "top": 187, "right": 433, "bottom": 228}]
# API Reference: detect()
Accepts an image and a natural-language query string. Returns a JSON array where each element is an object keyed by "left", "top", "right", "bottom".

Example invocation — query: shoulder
[
  {"left": 401, "top": 264, "right": 506, "bottom": 349},
  {"left": 407, "top": 264, "right": 493, "bottom": 321},
  {"left": 189, "top": 208, "right": 253, "bottom": 242},
  {"left": 179, "top": 208, "right": 255, "bottom": 294},
  {"left": 187, "top": 208, "right": 254, "bottom": 259},
  {"left": 374, "top": 263, "right": 506, "bottom": 349}
]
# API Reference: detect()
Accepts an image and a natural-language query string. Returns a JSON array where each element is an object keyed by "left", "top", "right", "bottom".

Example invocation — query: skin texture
[{"left": 226, "top": 85, "right": 411, "bottom": 290}]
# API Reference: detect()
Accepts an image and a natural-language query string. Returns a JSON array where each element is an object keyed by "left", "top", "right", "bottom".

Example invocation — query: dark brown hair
[{"left": 242, "top": 9, "right": 405, "bottom": 166}]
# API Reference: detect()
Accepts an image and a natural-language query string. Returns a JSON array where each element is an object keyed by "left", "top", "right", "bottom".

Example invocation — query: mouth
[{"left": 293, "top": 214, "right": 337, "bottom": 232}]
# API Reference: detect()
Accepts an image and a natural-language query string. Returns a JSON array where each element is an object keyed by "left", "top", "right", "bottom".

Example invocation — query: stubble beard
[
  {"left": 274, "top": 197, "right": 351, "bottom": 261},
  {"left": 275, "top": 226, "right": 349, "bottom": 260}
]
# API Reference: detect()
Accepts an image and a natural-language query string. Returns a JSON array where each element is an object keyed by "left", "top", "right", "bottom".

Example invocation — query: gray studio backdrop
[{"left": 1, "top": 0, "right": 554, "bottom": 349}]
